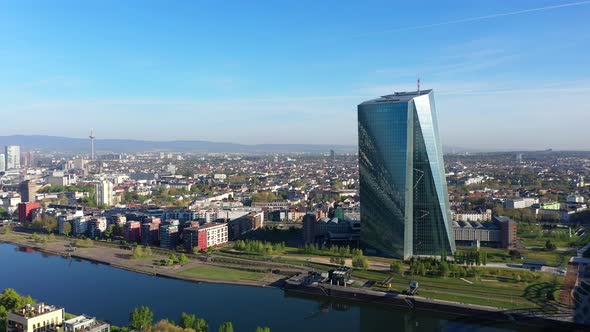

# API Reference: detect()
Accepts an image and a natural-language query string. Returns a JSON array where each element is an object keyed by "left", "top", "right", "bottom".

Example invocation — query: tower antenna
[
  {"left": 417, "top": 78, "right": 421, "bottom": 95},
  {"left": 89, "top": 128, "right": 95, "bottom": 160}
]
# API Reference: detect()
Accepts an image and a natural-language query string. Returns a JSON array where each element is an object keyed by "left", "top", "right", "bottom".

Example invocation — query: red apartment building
[{"left": 18, "top": 202, "right": 41, "bottom": 222}]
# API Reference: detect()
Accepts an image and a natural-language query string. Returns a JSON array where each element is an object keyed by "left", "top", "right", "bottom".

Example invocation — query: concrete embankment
[{"left": 284, "top": 283, "right": 578, "bottom": 330}]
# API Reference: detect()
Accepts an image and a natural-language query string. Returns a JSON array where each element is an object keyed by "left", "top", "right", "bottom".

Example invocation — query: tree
[
  {"left": 390, "top": 261, "right": 403, "bottom": 275},
  {"left": 104, "top": 224, "right": 115, "bottom": 238},
  {"left": 179, "top": 313, "right": 207, "bottom": 332},
  {"left": 179, "top": 254, "right": 189, "bottom": 265},
  {"left": 129, "top": 306, "right": 154, "bottom": 331},
  {"left": 179, "top": 313, "right": 196, "bottom": 330},
  {"left": 150, "top": 320, "right": 195, "bottom": 332},
  {"left": 255, "top": 328, "right": 271, "bottom": 332},
  {"left": 439, "top": 261, "right": 450, "bottom": 278},
  {"left": 545, "top": 240, "right": 556, "bottom": 250},
  {"left": 42, "top": 215, "right": 58, "bottom": 233},
  {"left": 0, "top": 288, "right": 35, "bottom": 312},
  {"left": 194, "top": 318, "right": 208, "bottom": 332},
  {"left": 218, "top": 322, "right": 234, "bottom": 332},
  {"left": 62, "top": 222, "right": 72, "bottom": 236},
  {"left": 352, "top": 253, "right": 369, "bottom": 270}
]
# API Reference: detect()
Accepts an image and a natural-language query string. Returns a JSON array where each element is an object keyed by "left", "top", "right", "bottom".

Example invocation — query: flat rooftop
[{"left": 360, "top": 90, "right": 432, "bottom": 105}]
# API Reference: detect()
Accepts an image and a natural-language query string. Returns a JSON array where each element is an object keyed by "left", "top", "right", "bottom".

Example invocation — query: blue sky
[{"left": 1, "top": 0, "right": 589, "bottom": 150}]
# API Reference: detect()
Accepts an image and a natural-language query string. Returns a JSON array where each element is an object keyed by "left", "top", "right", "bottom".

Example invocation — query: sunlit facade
[{"left": 358, "top": 90, "right": 455, "bottom": 259}]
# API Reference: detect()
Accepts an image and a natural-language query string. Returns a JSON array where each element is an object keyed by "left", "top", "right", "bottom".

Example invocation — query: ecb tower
[{"left": 358, "top": 90, "right": 454, "bottom": 259}]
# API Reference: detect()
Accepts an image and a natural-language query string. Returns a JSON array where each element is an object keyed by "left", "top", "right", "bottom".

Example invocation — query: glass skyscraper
[{"left": 358, "top": 90, "right": 455, "bottom": 259}]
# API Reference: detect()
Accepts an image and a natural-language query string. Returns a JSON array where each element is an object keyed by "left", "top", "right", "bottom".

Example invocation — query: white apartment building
[{"left": 95, "top": 180, "right": 114, "bottom": 207}]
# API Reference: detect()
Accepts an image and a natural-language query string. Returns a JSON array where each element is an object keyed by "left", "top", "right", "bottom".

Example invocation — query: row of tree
[
  {"left": 0, "top": 289, "right": 36, "bottom": 332},
  {"left": 233, "top": 240, "right": 285, "bottom": 255},
  {"left": 123, "top": 305, "right": 271, "bottom": 332},
  {"left": 453, "top": 250, "right": 488, "bottom": 266},
  {"left": 302, "top": 243, "right": 362, "bottom": 257},
  {"left": 1, "top": 290, "right": 271, "bottom": 332}
]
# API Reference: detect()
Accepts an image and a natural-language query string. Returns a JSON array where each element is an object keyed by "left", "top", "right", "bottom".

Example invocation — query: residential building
[
  {"left": 451, "top": 209, "right": 492, "bottom": 222},
  {"left": 228, "top": 211, "right": 263, "bottom": 240},
  {"left": 6, "top": 303, "right": 64, "bottom": 332},
  {"left": 88, "top": 218, "right": 107, "bottom": 238},
  {"left": 18, "top": 202, "right": 41, "bottom": 222},
  {"left": 124, "top": 221, "right": 141, "bottom": 243},
  {"left": 95, "top": 180, "right": 114, "bottom": 207},
  {"left": 184, "top": 222, "right": 228, "bottom": 252},
  {"left": 567, "top": 195, "right": 585, "bottom": 204},
  {"left": 504, "top": 197, "right": 538, "bottom": 209},
  {"left": 63, "top": 315, "right": 110, "bottom": 332},
  {"left": 463, "top": 176, "right": 484, "bottom": 185},
  {"left": 159, "top": 223, "right": 179, "bottom": 249},
  {"left": 72, "top": 217, "right": 88, "bottom": 236},
  {"left": 141, "top": 221, "right": 161, "bottom": 246},
  {"left": 5, "top": 145, "right": 21, "bottom": 170},
  {"left": 358, "top": 90, "right": 455, "bottom": 259}
]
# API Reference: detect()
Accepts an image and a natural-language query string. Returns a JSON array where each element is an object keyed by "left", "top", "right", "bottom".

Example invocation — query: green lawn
[
  {"left": 178, "top": 266, "right": 264, "bottom": 281},
  {"left": 350, "top": 266, "right": 565, "bottom": 310},
  {"left": 480, "top": 247, "right": 573, "bottom": 267}
]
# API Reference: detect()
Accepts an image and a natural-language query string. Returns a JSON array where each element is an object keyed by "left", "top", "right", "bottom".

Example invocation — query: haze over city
[{"left": 1, "top": 0, "right": 589, "bottom": 150}]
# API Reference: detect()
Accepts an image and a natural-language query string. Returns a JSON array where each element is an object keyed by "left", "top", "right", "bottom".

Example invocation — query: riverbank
[
  {"left": 284, "top": 280, "right": 579, "bottom": 330},
  {"left": 0, "top": 231, "right": 578, "bottom": 328},
  {"left": 0, "top": 232, "right": 285, "bottom": 288}
]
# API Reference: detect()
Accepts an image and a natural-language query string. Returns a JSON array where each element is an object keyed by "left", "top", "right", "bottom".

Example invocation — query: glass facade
[{"left": 358, "top": 90, "right": 454, "bottom": 259}]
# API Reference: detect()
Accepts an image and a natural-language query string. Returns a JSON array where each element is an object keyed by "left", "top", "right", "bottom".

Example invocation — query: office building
[
  {"left": 5, "top": 145, "right": 21, "bottom": 170},
  {"left": 358, "top": 90, "right": 454, "bottom": 259},
  {"left": 452, "top": 216, "right": 516, "bottom": 249},
  {"left": 0, "top": 153, "right": 5, "bottom": 172},
  {"left": 302, "top": 213, "right": 361, "bottom": 246},
  {"left": 6, "top": 303, "right": 65, "bottom": 332},
  {"left": 95, "top": 180, "right": 114, "bottom": 207},
  {"left": 19, "top": 180, "right": 37, "bottom": 203}
]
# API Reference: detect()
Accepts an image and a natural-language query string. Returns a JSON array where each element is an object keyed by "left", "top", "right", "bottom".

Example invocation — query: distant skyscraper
[
  {"left": 329, "top": 149, "right": 336, "bottom": 163},
  {"left": 95, "top": 180, "right": 114, "bottom": 207},
  {"left": 5, "top": 145, "right": 21, "bottom": 169},
  {"left": 358, "top": 90, "right": 455, "bottom": 259},
  {"left": 0, "top": 153, "right": 5, "bottom": 172}
]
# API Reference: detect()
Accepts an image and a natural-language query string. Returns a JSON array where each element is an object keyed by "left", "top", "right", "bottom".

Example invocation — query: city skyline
[{"left": 1, "top": 1, "right": 589, "bottom": 150}]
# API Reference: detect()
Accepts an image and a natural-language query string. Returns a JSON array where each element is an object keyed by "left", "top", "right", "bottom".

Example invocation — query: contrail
[{"left": 356, "top": 0, "right": 590, "bottom": 36}]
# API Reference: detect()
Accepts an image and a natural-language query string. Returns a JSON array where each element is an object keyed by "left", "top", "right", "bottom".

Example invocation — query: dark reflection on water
[{"left": 0, "top": 243, "right": 554, "bottom": 331}]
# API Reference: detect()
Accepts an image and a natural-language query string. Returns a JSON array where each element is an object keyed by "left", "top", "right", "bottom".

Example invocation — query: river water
[{"left": 0, "top": 243, "right": 540, "bottom": 331}]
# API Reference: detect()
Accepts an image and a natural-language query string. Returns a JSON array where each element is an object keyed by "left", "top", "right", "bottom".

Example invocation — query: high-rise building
[
  {"left": 19, "top": 180, "right": 37, "bottom": 203},
  {"left": 5, "top": 145, "right": 21, "bottom": 169},
  {"left": 358, "top": 90, "right": 454, "bottom": 259},
  {"left": 0, "top": 153, "right": 5, "bottom": 172},
  {"left": 95, "top": 180, "right": 114, "bottom": 207}
]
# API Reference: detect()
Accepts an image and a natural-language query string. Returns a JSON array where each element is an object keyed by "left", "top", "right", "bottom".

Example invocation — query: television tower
[{"left": 89, "top": 128, "right": 95, "bottom": 160}]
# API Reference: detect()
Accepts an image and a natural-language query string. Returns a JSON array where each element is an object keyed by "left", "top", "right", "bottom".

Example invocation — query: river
[{"left": 0, "top": 243, "right": 539, "bottom": 331}]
